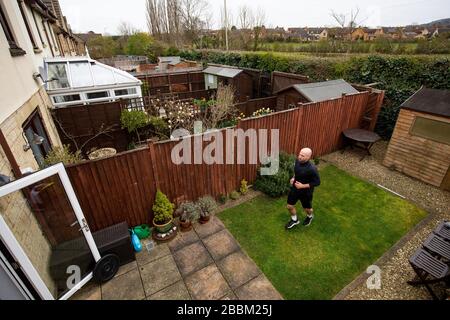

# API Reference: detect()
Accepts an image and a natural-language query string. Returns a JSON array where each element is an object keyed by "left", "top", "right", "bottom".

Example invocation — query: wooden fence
[
  {"left": 235, "top": 96, "right": 278, "bottom": 117},
  {"left": 137, "top": 71, "right": 206, "bottom": 96},
  {"left": 65, "top": 91, "right": 376, "bottom": 232},
  {"left": 52, "top": 101, "right": 130, "bottom": 155}
]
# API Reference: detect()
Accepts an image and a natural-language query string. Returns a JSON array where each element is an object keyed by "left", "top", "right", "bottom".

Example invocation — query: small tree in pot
[
  {"left": 152, "top": 190, "right": 175, "bottom": 233},
  {"left": 175, "top": 201, "right": 200, "bottom": 232},
  {"left": 197, "top": 196, "right": 218, "bottom": 224}
]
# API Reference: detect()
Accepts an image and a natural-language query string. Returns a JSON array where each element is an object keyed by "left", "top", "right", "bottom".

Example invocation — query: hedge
[{"left": 180, "top": 50, "right": 450, "bottom": 139}]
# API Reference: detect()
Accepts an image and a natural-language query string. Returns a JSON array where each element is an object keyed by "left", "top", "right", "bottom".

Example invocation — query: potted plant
[
  {"left": 175, "top": 201, "right": 200, "bottom": 232},
  {"left": 152, "top": 190, "right": 175, "bottom": 234},
  {"left": 197, "top": 196, "right": 218, "bottom": 224}
]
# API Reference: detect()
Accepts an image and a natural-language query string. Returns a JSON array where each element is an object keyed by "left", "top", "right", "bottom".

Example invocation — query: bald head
[{"left": 298, "top": 148, "right": 313, "bottom": 163}]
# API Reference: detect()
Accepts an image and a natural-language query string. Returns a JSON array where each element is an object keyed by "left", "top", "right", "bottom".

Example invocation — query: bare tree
[
  {"left": 179, "top": 0, "right": 209, "bottom": 44},
  {"left": 252, "top": 7, "right": 266, "bottom": 51},
  {"left": 237, "top": 5, "right": 253, "bottom": 50},
  {"left": 330, "top": 7, "right": 366, "bottom": 38},
  {"left": 117, "top": 21, "right": 138, "bottom": 36}
]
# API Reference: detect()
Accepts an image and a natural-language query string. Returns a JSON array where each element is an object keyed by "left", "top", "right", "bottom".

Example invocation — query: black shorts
[{"left": 287, "top": 189, "right": 313, "bottom": 209}]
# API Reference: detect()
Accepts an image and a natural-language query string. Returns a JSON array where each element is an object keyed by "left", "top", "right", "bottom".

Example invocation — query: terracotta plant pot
[
  {"left": 180, "top": 220, "right": 192, "bottom": 232},
  {"left": 153, "top": 217, "right": 174, "bottom": 234},
  {"left": 199, "top": 215, "right": 210, "bottom": 224}
]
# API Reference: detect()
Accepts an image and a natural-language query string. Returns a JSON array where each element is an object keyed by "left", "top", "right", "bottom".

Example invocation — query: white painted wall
[{"left": 0, "top": 1, "right": 58, "bottom": 124}]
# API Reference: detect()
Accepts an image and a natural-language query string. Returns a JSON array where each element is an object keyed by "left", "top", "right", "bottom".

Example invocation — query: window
[
  {"left": 47, "top": 63, "right": 70, "bottom": 89},
  {"left": 30, "top": 8, "right": 45, "bottom": 48},
  {"left": 86, "top": 91, "right": 109, "bottom": 100},
  {"left": 22, "top": 109, "right": 51, "bottom": 167},
  {"left": 53, "top": 94, "right": 81, "bottom": 104},
  {"left": 17, "top": 0, "right": 38, "bottom": 51},
  {"left": 410, "top": 116, "right": 450, "bottom": 145},
  {"left": 0, "top": 3, "right": 26, "bottom": 56},
  {"left": 115, "top": 88, "right": 137, "bottom": 96}
]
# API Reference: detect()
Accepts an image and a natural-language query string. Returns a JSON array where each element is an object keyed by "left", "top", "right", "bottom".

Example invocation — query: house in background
[
  {"left": 275, "top": 79, "right": 359, "bottom": 111},
  {"left": 384, "top": 87, "right": 450, "bottom": 191}
]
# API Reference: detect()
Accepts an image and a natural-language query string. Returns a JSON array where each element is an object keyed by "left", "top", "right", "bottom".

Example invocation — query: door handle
[{"left": 70, "top": 221, "right": 79, "bottom": 227}]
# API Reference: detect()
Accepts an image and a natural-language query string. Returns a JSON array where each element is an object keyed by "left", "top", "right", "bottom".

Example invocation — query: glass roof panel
[
  {"left": 91, "top": 64, "right": 116, "bottom": 86},
  {"left": 69, "top": 62, "right": 94, "bottom": 88}
]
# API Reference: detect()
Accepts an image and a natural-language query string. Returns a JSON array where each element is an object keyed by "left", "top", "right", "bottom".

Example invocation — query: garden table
[{"left": 342, "top": 128, "right": 381, "bottom": 161}]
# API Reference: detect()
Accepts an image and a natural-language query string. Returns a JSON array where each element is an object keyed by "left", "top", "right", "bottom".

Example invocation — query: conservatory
[{"left": 43, "top": 57, "right": 142, "bottom": 108}]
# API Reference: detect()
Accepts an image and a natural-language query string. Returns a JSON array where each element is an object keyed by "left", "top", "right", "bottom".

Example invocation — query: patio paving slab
[
  {"left": 168, "top": 230, "right": 200, "bottom": 253},
  {"left": 173, "top": 241, "right": 213, "bottom": 277},
  {"left": 185, "top": 264, "right": 231, "bottom": 300},
  {"left": 101, "top": 269, "right": 145, "bottom": 300},
  {"left": 220, "top": 291, "right": 238, "bottom": 300},
  {"left": 194, "top": 216, "right": 225, "bottom": 239},
  {"left": 203, "top": 229, "right": 241, "bottom": 261},
  {"left": 140, "top": 255, "right": 182, "bottom": 296},
  {"left": 147, "top": 281, "right": 191, "bottom": 300},
  {"left": 217, "top": 250, "right": 261, "bottom": 290},
  {"left": 115, "top": 261, "right": 138, "bottom": 278},
  {"left": 235, "top": 274, "right": 283, "bottom": 301},
  {"left": 136, "top": 242, "right": 171, "bottom": 267},
  {"left": 70, "top": 282, "right": 101, "bottom": 300}
]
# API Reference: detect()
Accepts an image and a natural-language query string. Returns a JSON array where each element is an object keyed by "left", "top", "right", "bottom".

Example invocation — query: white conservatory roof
[{"left": 44, "top": 56, "right": 142, "bottom": 93}]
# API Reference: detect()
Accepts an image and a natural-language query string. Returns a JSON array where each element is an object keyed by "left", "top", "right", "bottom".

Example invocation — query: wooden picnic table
[{"left": 342, "top": 128, "right": 381, "bottom": 161}]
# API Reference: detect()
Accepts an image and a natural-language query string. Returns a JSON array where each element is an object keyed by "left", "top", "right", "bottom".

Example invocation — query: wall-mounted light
[{"left": 23, "top": 132, "right": 45, "bottom": 152}]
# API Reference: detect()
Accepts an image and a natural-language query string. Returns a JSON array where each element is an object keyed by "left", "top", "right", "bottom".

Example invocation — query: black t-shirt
[{"left": 291, "top": 160, "right": 321, "bottom": 194}]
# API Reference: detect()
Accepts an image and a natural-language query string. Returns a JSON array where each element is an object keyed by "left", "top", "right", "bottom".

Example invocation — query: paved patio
[{"left": 71, "top": 216, "right": 283, "bottom": 300}]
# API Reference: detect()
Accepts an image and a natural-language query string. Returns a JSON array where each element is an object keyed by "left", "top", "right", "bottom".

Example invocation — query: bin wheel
[{"left": 93, "top": 254, "right": 120, "bottom": 283}]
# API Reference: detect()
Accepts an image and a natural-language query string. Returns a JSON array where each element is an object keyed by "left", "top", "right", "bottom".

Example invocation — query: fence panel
[{"left": 65, "top": 91, "right": 378, "bottom": 232}]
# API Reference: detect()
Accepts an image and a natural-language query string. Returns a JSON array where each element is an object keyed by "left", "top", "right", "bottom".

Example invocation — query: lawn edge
[{"left": 332, "top": 210, "right": 437, "bottom": 300}]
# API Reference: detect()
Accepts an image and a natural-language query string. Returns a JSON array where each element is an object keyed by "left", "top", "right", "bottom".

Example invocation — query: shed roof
[
  {"left": 158, "top": 56, "right": 181, "bottom": 65},
  {"left": 203, "top": 66, "right": 243, "bottom": 78},
  {"left": 401, "top": 87, "right": 450, "bottom": 118},
  {"left": 277, "top": 79, "right": 358, "bottom": 102}
]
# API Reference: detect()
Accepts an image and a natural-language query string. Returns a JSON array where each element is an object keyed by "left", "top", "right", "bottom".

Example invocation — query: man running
[{"left": 286, "top": 148, "right": 321, "bottom": 230}]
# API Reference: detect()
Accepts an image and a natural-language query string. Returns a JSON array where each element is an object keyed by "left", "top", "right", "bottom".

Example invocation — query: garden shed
[
  {"left": 203, "top": 65, "right": 253, "bottom": 102},
  {"left": 275, "top": 79, "right": 359, "bottom": 111},
  {"left": 384, "top": 87, "right": 450, "bottom": 190}
]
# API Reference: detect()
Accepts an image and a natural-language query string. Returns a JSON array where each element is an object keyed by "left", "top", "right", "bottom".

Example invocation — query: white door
[{"left": 0, "top": 163, "right": 101, "bottom": 300}]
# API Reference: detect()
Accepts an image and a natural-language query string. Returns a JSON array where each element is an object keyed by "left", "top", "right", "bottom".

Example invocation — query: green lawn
[{"left": 219, "top": 165, "right": 428, "bottom": 300}]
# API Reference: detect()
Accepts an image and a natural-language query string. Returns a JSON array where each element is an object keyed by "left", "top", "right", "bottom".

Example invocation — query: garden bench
[
  {"left": 423, "top": 234, "right": 450, "bottom": 261},
  {"left": 434, "top": 221, "right": 450, "bottom": 241},
  {"left": 408, "top": 248, "right": 450, "bottom": 300}
]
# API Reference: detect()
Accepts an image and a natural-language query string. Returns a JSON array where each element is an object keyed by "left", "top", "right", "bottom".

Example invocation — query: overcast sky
[{"left": 59, "top": 0, "right": 449, "bottom": 35}]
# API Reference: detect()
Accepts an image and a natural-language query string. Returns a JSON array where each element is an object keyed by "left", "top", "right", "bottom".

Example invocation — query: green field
[{"left": 219, "top": 165, "right": 428, "bottom": 300}]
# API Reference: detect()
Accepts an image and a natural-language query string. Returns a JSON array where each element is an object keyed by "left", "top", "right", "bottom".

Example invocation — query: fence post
[{"left": 148, "top": 141, "right": 161, "bottom": 190}]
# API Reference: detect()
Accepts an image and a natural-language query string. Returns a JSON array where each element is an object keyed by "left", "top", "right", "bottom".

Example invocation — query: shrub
[
  {"left": 240, "top": 179, "right": 249, "bottom": 195},
  {"left": 44, "top": 145, "right": 83, "bottom": 166},
  {"left": 218, "top": 194, "right": 228, "bottom": 204},
  {"left": 148, "top": 116, "right": 169, "bottom": 139},
  {"left": 230, "top": 191, "right": 240, "bottom": 200},
  {"left": 254, "top": 152, "right": 296, "bottom": 197},
  {"left": 176, "top": 201, "right": 200, "bottom": 222},
  {"left": 197, "top": 196, "right": 218, "bottom": 218},
  {"left": 152, "top": 190, "right": 174, "bottom": 224},
  {"left": 314, "top": 158, "right": 320, "bottom": 166},
  {"left": 121, "top": 110, "right": 148, "bottom": 142}
]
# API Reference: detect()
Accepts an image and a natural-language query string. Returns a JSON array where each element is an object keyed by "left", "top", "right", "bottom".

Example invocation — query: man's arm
[{"left": 295, "top": 167, "right": 321, "bottom": 190}]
